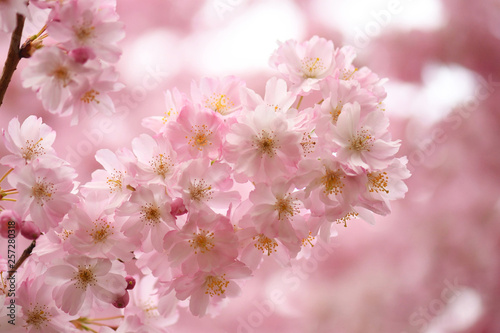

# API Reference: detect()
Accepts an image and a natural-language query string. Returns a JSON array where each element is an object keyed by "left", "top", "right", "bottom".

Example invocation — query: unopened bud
[
  {"left": 0, "top": 210, "right": 22, "bottom": 238},
  {"left": 69, "top": 47, "right": 96, "bottom": 64},
  {"left": 125, "top": 276, "right": 136, "bottom": 290},
  {"left": 21, "top": 220, "right": 41, "bottom": 240},
  {"left": 112, "top": 291, "right": 130, "bottom": 308},
  {"left": 170, "top": 198, "right": 187, "bottom": 216}
]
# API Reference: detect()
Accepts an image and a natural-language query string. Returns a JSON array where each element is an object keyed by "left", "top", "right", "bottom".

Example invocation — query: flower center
[
  {"left": 140, "top": 203, "right": 161, "bottom": 226},
  {"left": 149, "top": 153, "right": 172, "bottom": 178},
  {"left": 254, "top": 130, "right": 279, "bottom": 157},
  {"left": 25, "top": 304, "right": 51, "bottom": 329},
  {"left": 301, "top": 57, "right": 325, "bottom": 78},
  {"left": 367, "top": 171, "right": 389, "bottom": 193},
  {"left": 330, "top": 102, "right": 343, "bottom": 124},
  {"left": 74, "top": 24, "right": 95, "bottom": 43},
  {"left": 253, "top": 234, "right": 278, "bottom": 256},
  {"left": 162, "top": 108, "right": 179, "bottom": 124},
  {"left": 21, "top": 138, "right": 45, "bottom": 163},
  {"left": 31, "top": 178, "right": 55, "bottom": 205},
  {"left": 301, "top": 231, "right": 315, "bottom": 247},
  {"left": 188, "top": 125, "right": 213, "bottom": 151},
  {"left": 300, "top": 132, "right": 316, "bottom": 156},
  {"left": 58, "top": 229, "right": 74, "bottom": 241},
  {"left": 189, "top": 229, "right": 215, "bottom": 254},
  {"left": 52, "top": 66, "right": 71, "bottom": 87},
  {"left": 321, "top": 168, "right": 344, "bottom": 195},
  {"left": 188, "top": 179, "right": 213, "bottom": 202},
  {"left": 205, "top": 94, "right": 234, "bottom": 115},
  {"left": 340, "top": 68, "right": 358, "bottom": 81},
  {"left": 205, "top": 274, "right": 229, "bottom": 297},
  {"left": 349, "top": 129, "right": 374, "bottom": 152},
  {"left": 336, "top": 211, "right": 359, "bottom": 228},
  {"left": 73, "top": 265, "right": 96, "bottom": 290},
  {"left": 81, "top": 89, "right": 100, "bottom": 104},
  {"left": 106, "top": 169, "right": 124, "bottom": 193},
  {"left": 274, "top": 194, "right": 298, "bottom": 220},
  {"left": 89, "top": 218, "right": 114, "bottom": 243}
]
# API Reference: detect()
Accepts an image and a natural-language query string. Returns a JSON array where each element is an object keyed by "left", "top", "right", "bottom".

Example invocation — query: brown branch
[
  {"left": 0, "top": 14, "right": 26, "bottom": 108},
  {"left": 8, "top": 240, "right": 36, "bottom": 279}
]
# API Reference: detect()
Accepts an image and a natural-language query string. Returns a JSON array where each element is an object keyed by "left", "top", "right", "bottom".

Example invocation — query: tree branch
[
  {"left": 8, "top": 240, "right": 36, "bottom": 279},
  {"left": 0, "top": 14, "right": 26, "bottom": 108}
]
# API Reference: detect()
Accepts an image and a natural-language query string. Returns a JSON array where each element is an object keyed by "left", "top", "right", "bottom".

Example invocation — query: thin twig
[
  {"left": 8, "top": 240, "right": 36, "bottom": 279},
  {"left": 0, "top": 14, "right": 26, "bottom": 108}
]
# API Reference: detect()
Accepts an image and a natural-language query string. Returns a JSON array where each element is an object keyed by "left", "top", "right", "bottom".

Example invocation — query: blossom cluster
[
  {"left": 0, "top": 3, "right": 410, "bottom": 330},
  {"left": 19, "top": 0, "right": 124, "bottom": 124}
]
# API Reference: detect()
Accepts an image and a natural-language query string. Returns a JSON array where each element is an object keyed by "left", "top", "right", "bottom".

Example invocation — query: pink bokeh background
[{"left": 1, "top": 0, "right": 499, "bottom": 332}]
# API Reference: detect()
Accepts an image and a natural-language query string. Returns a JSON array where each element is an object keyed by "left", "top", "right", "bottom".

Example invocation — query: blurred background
[{"left": 1, "top": 0, "right": 500, "bottom": 332}]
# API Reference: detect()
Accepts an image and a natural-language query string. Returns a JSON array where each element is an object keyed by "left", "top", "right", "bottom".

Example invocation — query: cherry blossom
[
  {"left": 0, "top": 24, "right": 413, "bottom": 328},
  {"left": 45, "top": 255, "right": 127, "bottom": 316},
  {"left": 331, "top": 102, "right": 400, "bottom": 173},
  {"left": 1, "top": 115, "right": 58, "bottom": 168},
  {"left": 117, "top": 183, "right": 175, "bottom": 252},
  {"left": 16, "top": 276, "right": 77, "bottom": 333},
  {"left": 131, "top": 133, "right": 178, "bottom": 186},
  {"left": 269, "top": 35, "right": 336, "bottom": 93},
  {"left": 225, "top": 104, "right": 302, "bottom": 183},
  {"left": 9, "top": 160, "right": 78, "bottom": 232},
  {"left": 163, "top": 104, "right": 224, "bottom": 162},
  {"left": 190, "top": 76, "right": 245, "bottom": 117},
  {"left": 21, "top": 46, "right": 87, "bottom": 113},
  {"left": 169, "top": 261, "right": 251, "bottom": 317},
  {"left": 47, "top": 0, "right": 125, "bottom": 63},
  {"left": 164, "top": 209, "right": 238, "bottom": 275}
]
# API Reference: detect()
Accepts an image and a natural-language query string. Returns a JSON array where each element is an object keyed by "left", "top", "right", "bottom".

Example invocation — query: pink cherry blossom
[
  {"left": 331, "top": 102, "right": 400, "bottom": 173},
  {"left": 241, "top": 77, "right": 297, "bottom": 113},
  {"left": 163, "top": 104, "right": 224, "bottom": 162},
  {"left": 239, "top": 179, "right": 308, "bottom": 258},
  {"left": 1, "top": 116, "right": 58, "bottom": 168},
  {"left": 190, "top": 76, "right": 245, "bottom": 117},
  {"left": 225, "top": 104, "right": 302, "bottom": 183},
  {"left": 81, "top": 148, "right": 138, "bottom": 208},
  {"left": 142, "top": 88, "right": 188, "bottom": 134},
  {"left": 315, "top": 77, "right": 379, "bottom": 139},
  {"left": 118, "top": 183, "right": 175, "bottom": 252},
  {"left": 62, "top": 65, "right": 122, "bottom": 125},
  {"left": 9, "top": 160, "right": 78, "bottom": 232},
  {"left": 175, "top": 159, "right": 240, "bottom": 212},
  {"left": 164, "top": 209, "right": 238, "bottom": 275},
  {"left": 131, "top": 133, "right": 178, "bottom": 186},
  {"left": 269, "top": 35, "right": 336, "bottom": 93},
  {"left": 16, "top": 275, "right": 77, "bottom": 333},
  {"left": 45, "top": 255, "right": 127, "bottom": 316},
  {"left": 21, "top": 46, "right": 87, "bottom": 113},
  {"left": 357, "top": 157, "right": 411, "bottom": 216},
  {"left": 47, "top": 0, "right": 125, "bottom": 63},
  {"left": 169, "top": 260, "right": 251, "bottom": 317},
  {"left": 68, "top": 193, "right": 134, "bottom": 260}
]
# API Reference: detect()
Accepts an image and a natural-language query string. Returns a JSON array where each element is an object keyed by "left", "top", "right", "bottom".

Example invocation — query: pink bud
[
  {"left": 21, "top": 220, "right": 41, "bottom": 240},
  {"left": 125, "top": 276, "right": 136, "bottom": 290},
  {"left": 69, "top": 47, "right": 96, "bottom": 64},
  {"left": 112, "top": 291, "right": 130, "bottom": 308},
  {"left": 170, "top": 198, "right": 187, "bottom": 216},
  {"left": 0, "top": 210, "right": 22, "bottom": 238}
]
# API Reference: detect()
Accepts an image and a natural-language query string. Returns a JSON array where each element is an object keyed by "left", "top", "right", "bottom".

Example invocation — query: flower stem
[
  {"left": 8, "top": 240, "right": 36, "bottom": 279},
  {"left": 0, "top": 14, "right": 26, "bottom": 108}
]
